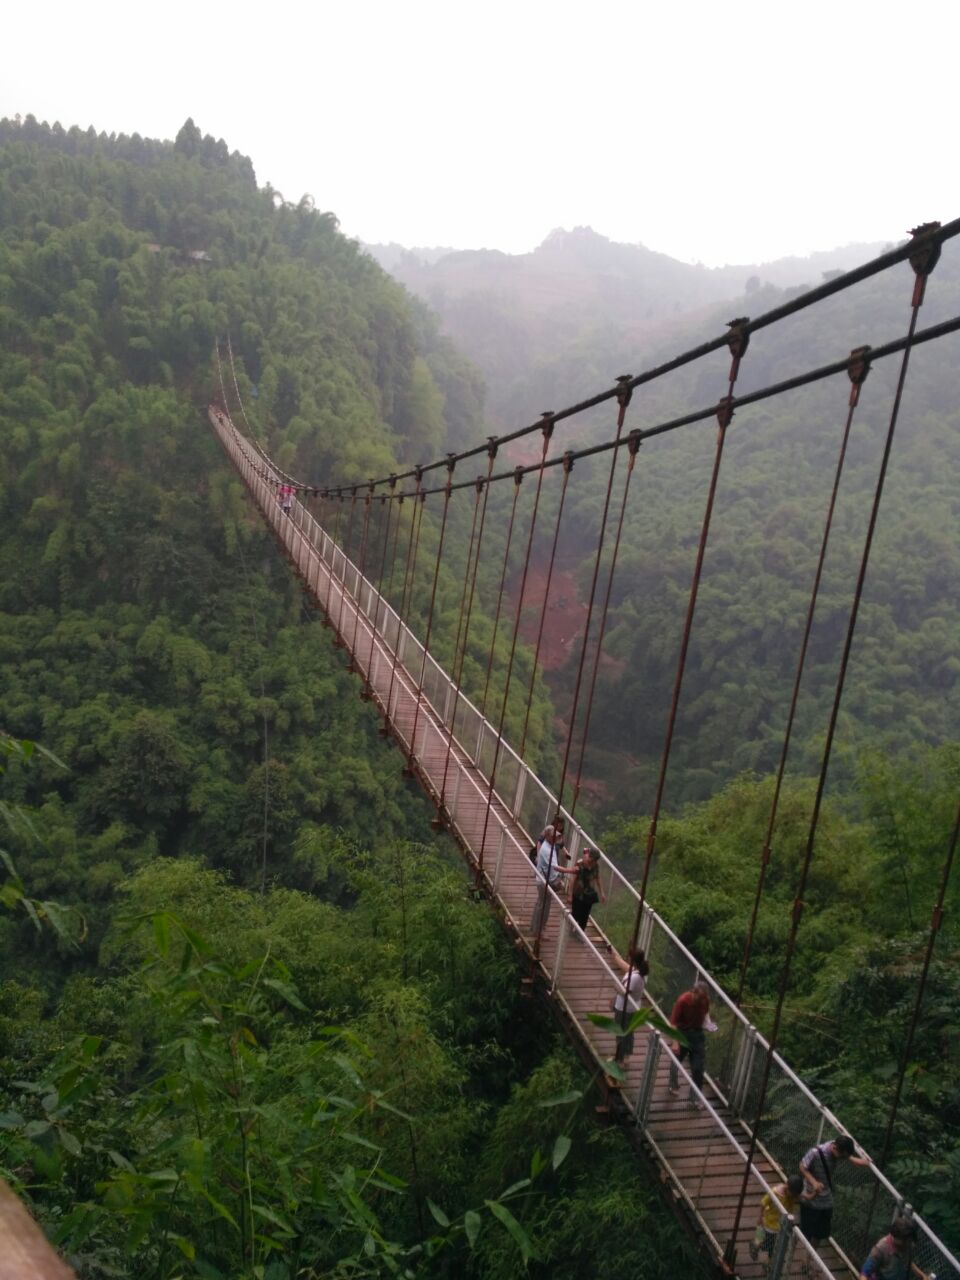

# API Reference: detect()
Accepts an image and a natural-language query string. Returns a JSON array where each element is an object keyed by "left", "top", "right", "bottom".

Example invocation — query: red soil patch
[{"left": 514, "top": 556, "right": 587, "bottom": 671}]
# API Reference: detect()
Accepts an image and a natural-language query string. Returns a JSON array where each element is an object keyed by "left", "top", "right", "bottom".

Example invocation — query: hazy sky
[{"left": 4, "top": 0, "right": 956, "bottom": 266}]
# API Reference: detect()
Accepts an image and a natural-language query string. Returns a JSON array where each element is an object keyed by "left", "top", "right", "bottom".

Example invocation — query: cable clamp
[
  {"left": 487, "top": 435, "right": 499, "bottom": 460},
  {"left": 414, "top": 464, "right": 424, "bottom": 487},
  {"left": 514, "top": 465, "right": 525, "bottom": 487},
  {"left": 726, "top": 316, "right": 751, "bottom": 361},
  {"left": 908, "top": 222, "right": 942, "bottom": 307},
  {"left": 475, "top": 475, "right": 485, "bottom": 495},
  {"left": 562, "top": 450, "right": 575, "bottom": 474},
  {"left": 847, "top": 345, "right": 872, "bottom": 406},
  {"left": 616, "top": 374, "right": 634, "bottom": 409},
  {"left": 627, "top": 429, "right": 642, "bottom": 457},
  {"left": 388, "top": 473, "right": 398, "bottom": 490},
  {"left": 716, "top": 395, "right": 735, "bottom": 430},
  {"left": 540, "top": 411, "right": 555, "bottom": 441}
]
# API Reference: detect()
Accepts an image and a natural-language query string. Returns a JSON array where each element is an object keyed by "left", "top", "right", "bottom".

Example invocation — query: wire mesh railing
[{"left": 211, "top": 408, "right": 959, "bottom": 1280}]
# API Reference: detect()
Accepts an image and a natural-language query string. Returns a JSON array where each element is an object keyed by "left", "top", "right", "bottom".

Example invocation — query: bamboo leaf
[{"left": 485, "top": 1200, "right": 537, "bottom": 1262}]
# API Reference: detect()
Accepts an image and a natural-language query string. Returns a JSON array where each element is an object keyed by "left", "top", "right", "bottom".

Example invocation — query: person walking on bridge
[
  {"left": 860, "top": 1214, "right": 930, "bottom": 1280},
  {"left": 610, "top": 946, "right": 649, "bottom": 1066},
  {"left": 570, "top": 847, "right": 604, "bottom": 934},
  {"left": 667, "top": 981, "right": 711, "bottom": 1107},
  {"left": 528, "top": 824, "right": 574, "bottom": 937},
  {"left": 799, "top": 1133, "right": 871, "bottom": 1247}
]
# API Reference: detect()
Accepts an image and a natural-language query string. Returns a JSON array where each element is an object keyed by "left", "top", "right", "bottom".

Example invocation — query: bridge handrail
[{"left": 216, "top": 412, "right": 960, "bottom": 1280}]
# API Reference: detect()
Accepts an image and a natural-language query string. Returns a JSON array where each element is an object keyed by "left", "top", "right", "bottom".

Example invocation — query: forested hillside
[
  {"left": 366, "top": 226, "right": 884, "bottom": 428},
  {"left": 0, "top": 117, "right": 686, "bottom": 1277},
  {"left": 0, "top": 112, "right": 958, "bottom": 1276}
]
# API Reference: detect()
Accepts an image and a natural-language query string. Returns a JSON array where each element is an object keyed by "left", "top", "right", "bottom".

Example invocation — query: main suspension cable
[{"left": 229, "top": 218, "right": 960, "bottom": 495}]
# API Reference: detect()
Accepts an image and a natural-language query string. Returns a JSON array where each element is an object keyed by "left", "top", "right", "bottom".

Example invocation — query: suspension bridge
[
  {"left": 204, "top": 219, "right": 960, "bottom": 1280},
  {"left": 10, "top": 223, "right": 958, "bottom": 1280}
]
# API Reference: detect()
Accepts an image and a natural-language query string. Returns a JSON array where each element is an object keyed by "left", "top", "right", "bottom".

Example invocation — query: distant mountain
[{"left": 364, "top": 227, "right": 887, "bottom": 428}]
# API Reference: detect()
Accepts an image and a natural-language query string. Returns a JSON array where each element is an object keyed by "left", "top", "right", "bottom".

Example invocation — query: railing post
[
  {"left": 635, "top": 1031, "right": 662, "bottom": 1126},
  {"left": 638, "top": 901, "right": 654, "bottom": 958},
  {"left": 551, "top": 913, "right": 570, "bottom": 992},
  {"left": 731, "top": 1024, "right": 756, "bottom": 1116},
  {"left": 492, "top": 825, "right": 506, "bottom": 892},
  {"left": 450, "top": 765, "right": 463, "bottom": 826},
  {"left": 768, "top": 1214, "right": 796, "bottom": 1280},
  {"left": 512, "top": 766, "right": 528, "bottom": 821}
]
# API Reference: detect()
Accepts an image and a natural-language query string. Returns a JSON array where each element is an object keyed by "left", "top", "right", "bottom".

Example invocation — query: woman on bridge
[
  {"left": 570, "top": 847, "right": 604, "bottom": 934},
  {"left": 610, "top": 946, "right": 649, "bottom": 1065}
]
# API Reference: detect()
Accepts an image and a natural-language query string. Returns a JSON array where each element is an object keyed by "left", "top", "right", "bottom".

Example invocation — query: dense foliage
[
  {"left": 0, "top": 117, "right": 686, "bottom": 1277},
  {"left": 1, "top": 111, "right": 957, "bottom": 1275}
]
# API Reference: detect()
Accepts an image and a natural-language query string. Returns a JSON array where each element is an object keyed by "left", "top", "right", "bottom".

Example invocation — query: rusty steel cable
[
  {"left": 524, "top": 454, "right": 577, "bottom": 958},
  {"left": 438, "top": 444, "right": 499, "bottom": 818},
  {"left": 732, "top": 346, "right": 872, "bottom": 1011},
  {"left": 878, "top": 796, "right": 960, "bottom": 1171},
  {"left": 570, "top": 428, "right": 643, "bottom": 818},
  {"left": 518, "top": 451, "right": 575, "bottom": 762},
  {"left": 477, "top": 469, "right": 525, "bottom": 723},
  {"left": 222, "top": 309, "right": 960, "bottom": 514},
  {"left": 407, "top": 457, "right": 457, "bottom": 771},
  {"left": 722, "top": 222, "right": 942, "bottom": 1273},
  {"left": 233, "top": 218, "right": 960, "bottom": 495},
  {"left": 616, "top": 321, "right": 750, "bottom": 1056},
  {"left": 476, "top": 421, "right": 555, "bottom": 875},
  {"left": 367, "top": 482, "right": 397, "bottom": 661},
  {"left": 550, "top": 377, "right": 632, "bottom": 813},
  {"left": 334, "top": 488, "right": 361, "bottom": 645},
  {"left": 630, "top": 321, "right": 749, "bottom": 926},
  {"left": 348, "top": 482, "right": 376, "bottom": 671},
  {"left": 383, "top": 474, "right": 426, "bottom": 730}
]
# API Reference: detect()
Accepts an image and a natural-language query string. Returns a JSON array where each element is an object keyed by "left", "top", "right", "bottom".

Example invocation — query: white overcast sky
[{"left": 3, "top": 0, "right": 956, "bottom": 266}]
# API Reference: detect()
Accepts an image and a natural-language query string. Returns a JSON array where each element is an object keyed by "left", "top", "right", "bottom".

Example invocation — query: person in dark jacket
[{"left": 667, "top": 981, "right": 711, "bottom": 1107}]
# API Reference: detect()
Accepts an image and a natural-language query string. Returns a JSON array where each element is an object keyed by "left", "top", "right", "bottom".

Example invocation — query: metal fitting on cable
[
  {"left": 475, "top": 475, "right": 485, "bottom": 495},
  {"left": 716, "top": 395, "right": 735, "bottom": 431},
  {"left": 389, "top": 473, "right": 398, "bottom": 490},
  {"left": 487, "top": 435, "right": 499, "bottom": 460},
  {"left": 540, "top": 411, "right": 555, "bottom": 441},
  {"left": 726, "top": 317, "right": 751, "bottom": 378},
  {"left": 847, "top": 345, "right": 872, "bottom": 407},
  {"left": 513, "top": 464, "right": 525, "bottom": 487},
  {"left": 445, "top": 452, "right": 456, "bottom": 494},
  {"left": 562, "top": 450, "right": 575, "bottom": 474},
  {"left": 626, "top": 428, "right": 642, "bottom": 470},
  {"left": 616, "top": 373, "right": 634, "bottom": 409},
  {"left": 414, "top": 464, "right": 424, "bottom": 486},
  {"left": 908, "top": 221, "right": 942, "bottom": 306}
]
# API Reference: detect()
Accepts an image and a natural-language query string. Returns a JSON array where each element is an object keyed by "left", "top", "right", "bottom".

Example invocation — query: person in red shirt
[{"left": 668, "top": 981, "right": 711, "bottom": 1108}]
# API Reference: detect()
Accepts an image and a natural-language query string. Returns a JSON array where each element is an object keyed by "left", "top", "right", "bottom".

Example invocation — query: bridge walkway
[{"left": 211, "top": 407, "right": 959, "bottom": 1280}]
